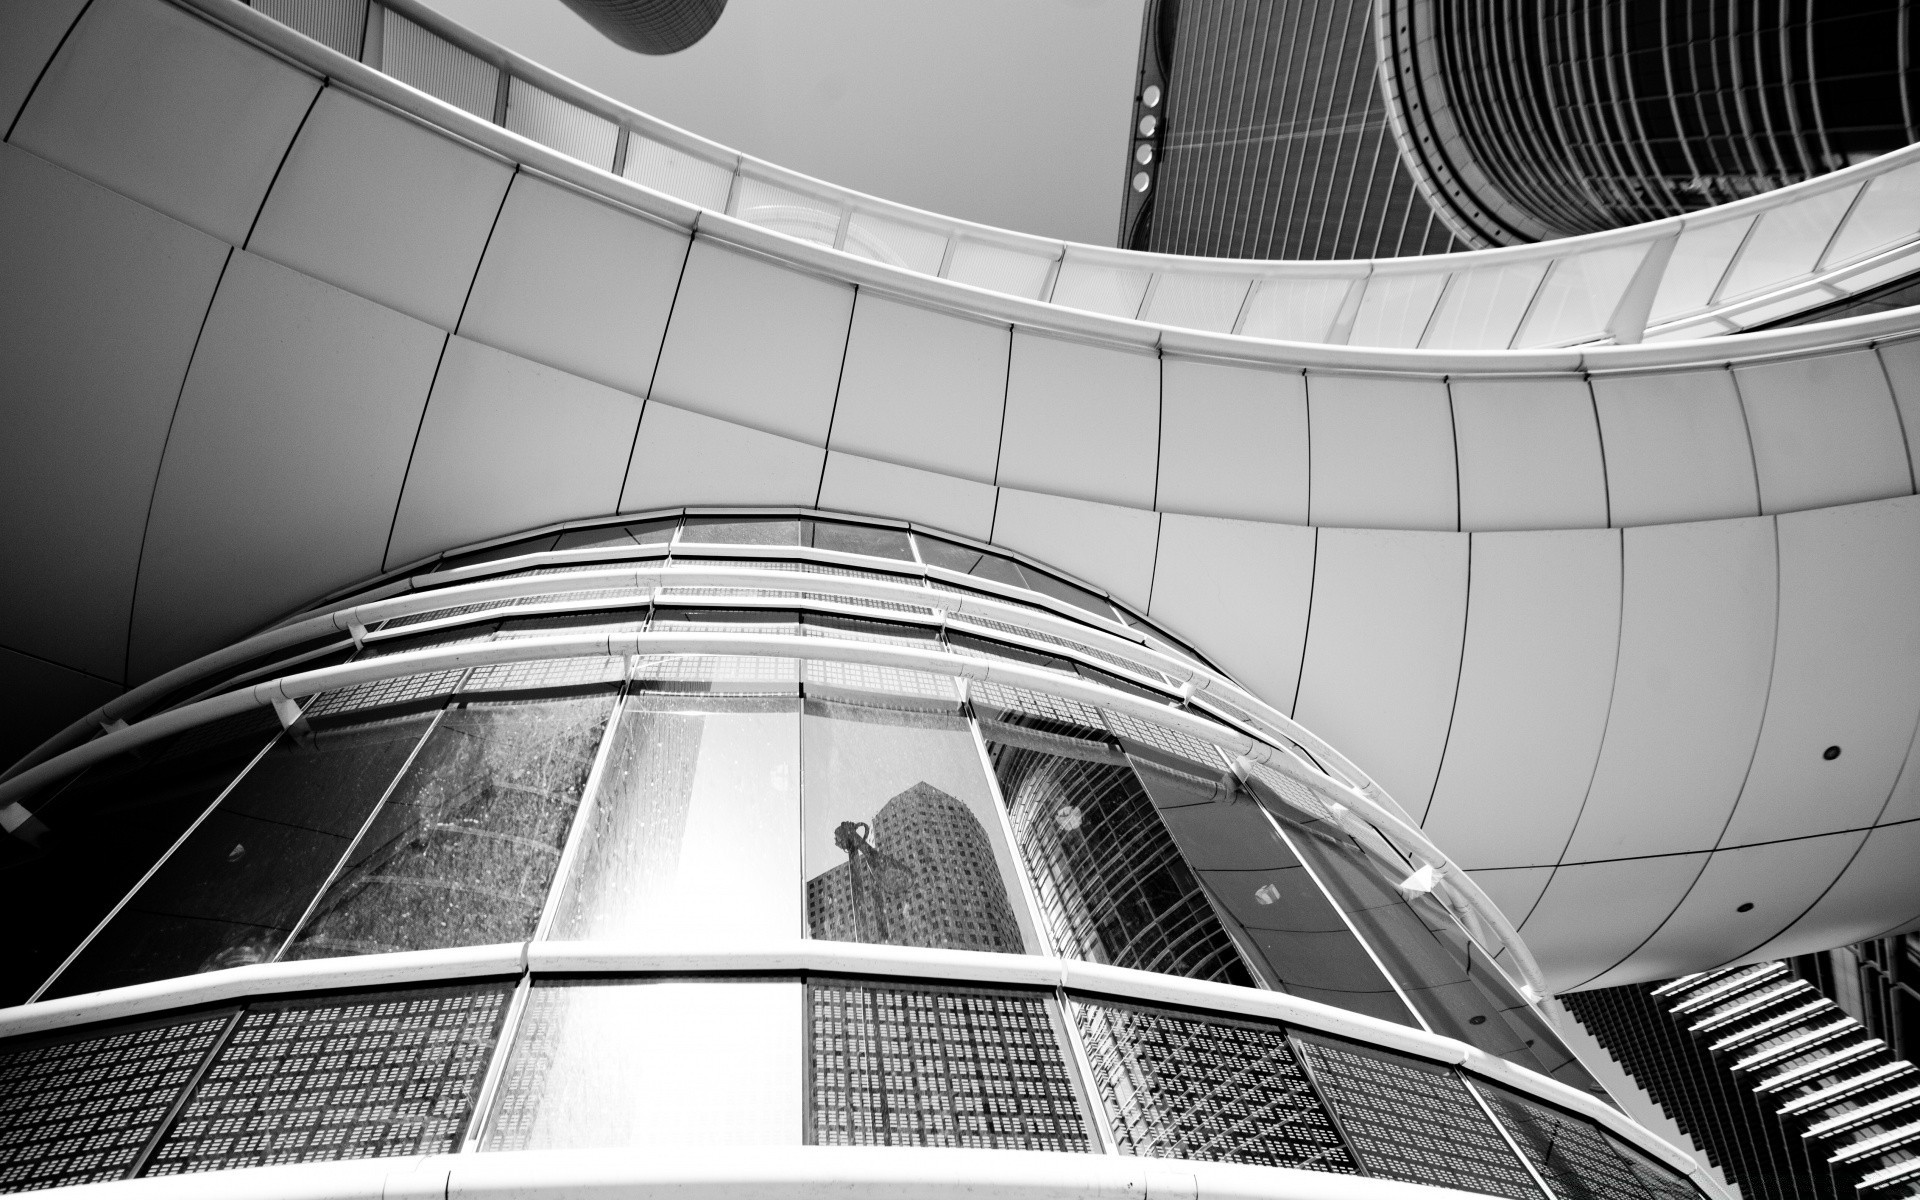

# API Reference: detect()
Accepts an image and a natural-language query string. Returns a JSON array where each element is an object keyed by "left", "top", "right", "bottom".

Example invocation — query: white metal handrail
[{"left": 203, "top": 0, "right": 1920, "bottom": 352}]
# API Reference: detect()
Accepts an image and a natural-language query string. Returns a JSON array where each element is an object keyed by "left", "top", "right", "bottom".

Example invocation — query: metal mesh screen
[
  {"left": 0, "top": 1013, "right": 230, "bottom": 1192},
  {"left": 1294, "top": 1035, "right": 1542, "bottom": 1198},
  {"left": 1069, "top": 998, "right": 1354, "bottom": 1170},
  {"left": 141, "top": 985, "right": 509, "bottom": 1174},
  {"left": 807, "top": 979, "right": 1091, "bottom": 1151}
]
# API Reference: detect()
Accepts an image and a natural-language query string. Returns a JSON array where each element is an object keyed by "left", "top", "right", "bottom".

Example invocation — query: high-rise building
[
  {"left": 1126, "top": 0, "right": 1920, "bottom": 255},
  {"left": 806, "top": 781, "right": 1025, "bottom": 954},
  {"left": 3, "top": 1, "right": 1920, "bottom": 1198},
  {"left": 1119, "top": 0, "right": 1465, "bottom": 258}
]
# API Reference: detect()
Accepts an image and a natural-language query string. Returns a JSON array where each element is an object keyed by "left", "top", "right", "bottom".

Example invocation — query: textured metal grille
[
  {"left": 632, "top": 654, "right": 799, "bottom": 688},
  {"left": 1474, "top": 1078, "right": 1696, "bottom": 1200},
  {"left": 142, "top": 987, "right": 508, "bottom": 1174},
  {"left": 802, "top": 659, "right": 956, "bottom": 703},
  {"left": 807, "top": 979, "right": 1091, "bottom": 1151},
  {"left": 306, "top": 669, "right": 467, "bottom": 718},
  {"left": 1069, "top": 998, "right": 1353, "bottom": 1169},
  {"left": 0, "top": 1013, "right": 230, "bottom": 1192},
  {"left": 969, "top": 681, "right": 1107, "bottom": 735},
  {"left": 1242, "top": 759, "right": 1337, "bottom": 822},
  {"left": 460, "top": 656, "right": 626, "bottom": 693},
  {"left": 1101, "top": 708, "right": 1224, "bottom": 770},
  {"left": 1294, "top": 1036, "right": 1541, "bottom": 1197},
  {"left": 379, "top": 9, "right": 498, "bottom": 120},
  {"left": 950, "top": 615, "right": 1165, "bottom": 682}
]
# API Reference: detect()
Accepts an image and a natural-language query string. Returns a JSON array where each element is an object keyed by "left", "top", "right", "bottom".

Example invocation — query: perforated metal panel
[
  {"left": 142, "top": 985, "right": 509, "bottom": 1174},
  {"left": 1293, "top": 1036, "right": 1543, "bottom": 1198},
  {"left": 0, "top": 1012, "right": 230, "bottom": 1192},
  {"left": 460, "top": 656, "right": 626, "bottom": 693},
  {"left": 1069, "top": 998, "right": 1355, "bottom": 1170},
  {"left": 807, "top": 979, "right": 1092, "bottom": 1150},
  {"left": 1474, "top": 1078, "right": 1701, "bottom": 1200},
  {"left": 306, "top": 669, "right": 467, "bottom": 719},
  {"left": 970, "top": 681, "right": 1107, "bottom": 735}
]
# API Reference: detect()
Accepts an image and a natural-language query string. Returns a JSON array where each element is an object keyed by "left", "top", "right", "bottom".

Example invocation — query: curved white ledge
[{"left": 196, "top": 0, "right": 1920, "bottom": 352}]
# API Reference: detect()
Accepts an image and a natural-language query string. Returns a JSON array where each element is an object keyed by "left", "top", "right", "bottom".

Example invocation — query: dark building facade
[
  {"left": 1564, "top": 943, "right": 1920, "bottom": 1199},
  {"left": 1379, "top": 0, "right": 1920, "bottom": 244},
  {"left": 1120, "top": 0, "right": 1466, "bottom": 259}
]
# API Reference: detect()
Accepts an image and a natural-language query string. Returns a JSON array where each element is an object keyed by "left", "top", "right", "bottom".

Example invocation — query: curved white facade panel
[{"left": 1, "top": 0, "right": 1918, "bottom": 1005}]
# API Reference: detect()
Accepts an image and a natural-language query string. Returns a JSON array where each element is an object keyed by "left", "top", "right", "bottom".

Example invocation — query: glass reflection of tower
[{"left": 807, "top": 782, "right": 1023, "bottom": 954}]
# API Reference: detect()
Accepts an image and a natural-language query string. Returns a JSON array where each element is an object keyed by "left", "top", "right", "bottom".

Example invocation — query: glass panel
[
  {"left": 504, "top": 79, "right": 618, "bottom": 171},
  {"left": 45, "top": 713, "right": 436, "bottom": 998},
  {"left": 803, "top": 519, "right": 913, "bottom": 560},
  {"left": 548, "top": 694, "right": 802, "bottom": 943},
  {"left": 622, "top": 134, "right": 733, "bottom": 211},
  {"left": 0, "top": 1010, "right": 231, "bottom": 1191},
  {"left": 435, "top": 533, "right": 561, "bottom": 572},
  {"left": 9, "top": 712, "right": 280, "bottom": 1005},
  {"left": 482, "top": 979, "right": 803, "bottom": 1149},
  {"left": 1237, "top": 277, "right": 1353, "bottom": 342},
  {"left": 1138, "top": 273, "right": 1251, "bottom": 333},
  {"left": 652, "top": 606, "right": 801, "bottom": 635},
  {"left": 1050, "top": 260, "right": 1152, "bottom": 318},
  {"left": 1292, "top": 1034, "right": 1541, "bottom": 1199},
  {"left": 679, "top": 515, "right": 801, "bottom": 546},
  {"left": 802, "top": 700, "right": 1032, "bottom": 952},
  {"left": 1347, "top": 272, "right": 1447, "bottom": 347},
  {"left": 1514, "top": 245, "right": 1644, "bottom": 347},
  {"left": 380, "top": 10, "right": 497, "bottom": 121},
  {"left": 553, "top": 518, "right": 676, "bottom": 553},
  {"left": 286, "top": 695, "right": 614, "bottom": 958},
  {"left": 1420, "top": 262, "right": 1549, "bottom": 349},
  {"left": 945, "top": 240, "right": 1054, "bottom": 300},
  {"left": 1127, "top": 755, "right": 1415, "bottom": 1026},
  {"left": 1649, "top": 218, "right": 1753, "bottom": 321},
  {"left": 982, "top": 726, "right": 1252, "bottom": 984},
  {"left": 733, "top": 176, "right": 840, "bottom": 246},
  {"left": 915, "top": 534, "right": 1028, "bottom": 588},
  {"left": 1822, "top": 161, "right": 1920, "bottom": 268},
  {"left": 1717, "top": 185, "right": 1862, "bottom": 301},
  {"left": 844, "top": 211, "right": 947, "bottom": 275},
  {"left": 1248, "top": 786, "right": 1602, "bottom": 1095},
  {"left": 1070, "top": 997, "right": 1356, "bottom": 1170},
  {"left": 1474, "top": 1078, "right": 1697, "bottom": 1200},
  {"left": 145, "top": 984, "right": 510, "bottom": 1173},
  {"left": 808, "top": 977, "right": 1093, "bottom": 1149}
]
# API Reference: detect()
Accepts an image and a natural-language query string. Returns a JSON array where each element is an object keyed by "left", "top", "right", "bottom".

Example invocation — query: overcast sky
[{"left": 417, "top": 0, "right": 1146, "bottom": 246}]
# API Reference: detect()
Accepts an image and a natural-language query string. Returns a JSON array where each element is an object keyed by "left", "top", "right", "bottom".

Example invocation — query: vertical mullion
[
  {"left": 532, "top": 669, "right": 635, "bottom": 940},
  {"left": 1459, "top": 1075, "right": 1559, "bottom": 1199},
  {"left": 1259, "top": 808, "right": 1430, "bottom": 1033},
  {"left": 963, "top": 694, "right": 1056, "bottom": 960},
  {"left": 125, "top": 1006, "right": 247, "bottom": 1179},
  {"left": 458, "top": 973, "right": 532, "bottom": 1153},
  {"left": 1285, "top": 1030, "right": 1375, "bottom": 1177},
  {"left": 1053, "top": 990, "right": 1121, "bottom": 1154},
  {"left": 273, "top": 690, "right": 462, "bottom": 959}
]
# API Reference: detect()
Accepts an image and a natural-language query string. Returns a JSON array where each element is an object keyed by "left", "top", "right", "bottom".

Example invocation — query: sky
[{"left": 417, "top": 0, "right": 1147, "bottom": 246}]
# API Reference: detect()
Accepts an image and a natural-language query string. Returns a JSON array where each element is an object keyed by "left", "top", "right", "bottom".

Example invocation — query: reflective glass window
[
  {"left": 1649, "top": 218, "right": 1753, "bottom": 321},
  {"left": 809, "top": 978, "right": 1092, "bottom": 1149},
  {"left": 46, "top": 713, "right": 436, "bottom": 998},
  {"left": 1247, "top": 783, "right": 1600, "bottom": 1094},
  {"left": 804, "top": 520, "right": 913, "bottom": 561},
  {"left": 1070, "top": 997, "right": 1355, "bottom": 1170},
  {"left": 1515, "top": 246, "right": 1644, "bottom": 347},
  {"left": 844, "top": 210, "right": 948, "bottom": 275},
  {"left": 983, "top": 722, "right": 1252, "bottom": 984},
  {"left": 1717, "top": 185, "right": 1861, "bottom": 299},
  {"left": 915, "top": 536, "right": 1113, "bottom": 619},
  {"left": 551, "top": 517, "right": 676, "bottom": 552},
  {"left": 1126, "top": 754, "right": 1415, "bottom": 1026},
  {"left": 8, "top": 712, "right": 280, "bottom": 1005},
  {"left": 1420, "top": 262, "right": 1548, "bottom": 349},
  {"left": 434, "top": 533, "right": 561, "bottom": 573},
  {"left": 1474, "top": 1078, "right": 1700, "bottom": 1200},
  {"left": 1236, "top": 276, "right": 1353, "bottom": 342},
  {"left": 482, "top": 979, "right": 803, "bottom": 1149},
  {"left": 1292, "top": 1034, "right": 1541, "bottom": 1198},
  {"left": 1822, "top": 161, "right": 1920, "bottom": 267},
  {"left": 679, "top": 515, "right": 802, "bottom": 546},
  {"left": 548, "top": 694, "right": 802, "bottom": 943},
  {"left": 286, "top": 695, "right": 615, "bottom": 958},
  {"left": 802, "top": 700, "right": 1032, "bottom": 953},
  {"left": 1347, "top": 272, "right": 1447, "bottom": 347}
]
